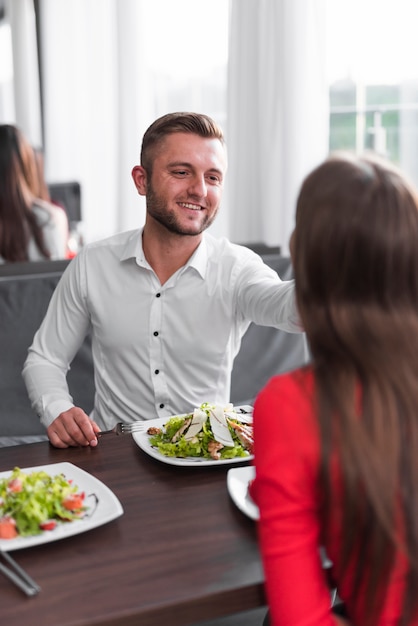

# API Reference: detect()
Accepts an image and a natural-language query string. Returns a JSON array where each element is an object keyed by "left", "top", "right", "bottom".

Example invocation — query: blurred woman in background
[
  {"left": 0, "top": 124, "right": 68, "bottom": 262},
  {"left": 252, "top": 152, "right": 418, "bottom": 625}
]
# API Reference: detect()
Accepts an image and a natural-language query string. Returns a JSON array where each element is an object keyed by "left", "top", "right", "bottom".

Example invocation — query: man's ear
[{"left": 131, "top": 165, "right": 147, "bottom": 196}]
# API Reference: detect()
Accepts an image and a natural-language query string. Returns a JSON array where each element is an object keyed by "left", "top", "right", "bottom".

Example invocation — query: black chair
[
  {"left": 0, "top": 260, "right": 94, "bottom": 446},
  {"left": 0, "top": 254, "right": 306, "bottom": 446},
  {"left": 0, "top": 259, "right": 71, "bottom": 278},
  {"left": 48, "top": 181, "right": 82, "bottom": 227}
]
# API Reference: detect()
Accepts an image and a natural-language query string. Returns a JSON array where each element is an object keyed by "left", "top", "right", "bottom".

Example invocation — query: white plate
[
  {"left": 226, "top": 469, "right": 334, "bottom": 569},
  {"left": 132, "top": 409, "right": 254, "bottom": 467},
  {"left": 0, "top": 462, "right": 123, "bottom": 552},
  {"left": 227, "top": 466, "right": 259, "bottom": 520}
]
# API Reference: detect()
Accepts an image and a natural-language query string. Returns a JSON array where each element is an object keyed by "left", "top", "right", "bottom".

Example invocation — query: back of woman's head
[
  {"left": 293, "top": 152, "right": 418, "bottom": 366},
  {"left": 293, "top": 153, "right": 418, "bottom": 625}
]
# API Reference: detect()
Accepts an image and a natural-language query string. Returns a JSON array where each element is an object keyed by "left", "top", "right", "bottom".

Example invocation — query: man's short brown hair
[{"left": 140, "top": 112, "right": 225, "bottom": 176}]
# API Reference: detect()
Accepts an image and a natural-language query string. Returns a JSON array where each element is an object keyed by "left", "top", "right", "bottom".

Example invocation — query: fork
[
  {"left": 0, "top": 548, "right": 41, "bottom": 596},
  {"left": 98, "top": 421, "right": 147, "bottom": 436}
]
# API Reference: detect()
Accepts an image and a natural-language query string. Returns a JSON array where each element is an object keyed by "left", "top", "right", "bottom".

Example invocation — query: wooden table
[{"left": 0, "top": 436, "right": 265, "bottom": 625}]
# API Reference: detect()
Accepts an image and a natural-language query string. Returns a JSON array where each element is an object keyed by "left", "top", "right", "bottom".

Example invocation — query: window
[{"left": 327, "top": 0, "right": 418, "bottom": 186}]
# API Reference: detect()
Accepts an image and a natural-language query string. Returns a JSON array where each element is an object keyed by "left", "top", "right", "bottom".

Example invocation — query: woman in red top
[{"left": 252, "top": 152, "right": 418, "bottom": 626}]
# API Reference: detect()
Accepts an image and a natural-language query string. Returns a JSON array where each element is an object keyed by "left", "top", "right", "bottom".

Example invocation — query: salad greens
[
  {"left": 148, "top": 402, "right": 253, "bottom": 460},
  {"left": 0, "top": 467, "right": 86, "bottom": 538}
]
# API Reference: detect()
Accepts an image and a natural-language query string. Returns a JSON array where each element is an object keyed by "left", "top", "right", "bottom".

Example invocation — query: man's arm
[
  {"left": 22, "top": 253, "right": 99, "bottom": 447},
  {"left": 236, "top": 256, "right": 302, "bottom": 332}
]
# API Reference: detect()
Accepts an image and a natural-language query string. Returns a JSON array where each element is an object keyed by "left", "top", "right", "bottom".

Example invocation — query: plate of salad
[
  {"left": 0, "top": 462, "right": 123, "bottom": 552},
  {"left": 132, "top": 403, "right": 254, "bottom": 466}
]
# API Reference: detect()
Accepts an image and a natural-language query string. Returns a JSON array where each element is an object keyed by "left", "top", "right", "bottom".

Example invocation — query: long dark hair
[
  {"left": 0, "top": 124, "right": 51, "bottom": 261},
  {"left": 293, "top": 152, "right": 418, "bottom": 625}
]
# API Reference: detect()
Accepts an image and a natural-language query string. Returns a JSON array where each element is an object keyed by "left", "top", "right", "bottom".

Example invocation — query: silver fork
[
  {"left": 0, "top": 548, "right": 41, "bottom": 596},
  {"left": 98, "top": 421, "right": 147, "bottom": 436}
]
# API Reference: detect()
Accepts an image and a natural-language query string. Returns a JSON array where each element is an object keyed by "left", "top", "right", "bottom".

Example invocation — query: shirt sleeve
[
  {"left": 235, "top": 256, "right": 302, "bottom": 333},
  {"left": 252, "top": 373, "right": 338, "bottom": 626},
  {"left": 22, "top": 252, "right": 91, "bottom": 427}
]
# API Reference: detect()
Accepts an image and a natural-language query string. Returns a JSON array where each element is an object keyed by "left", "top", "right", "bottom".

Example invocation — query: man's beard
[{"left": 146, "top": 184, "right": 218, "bottom": 236}]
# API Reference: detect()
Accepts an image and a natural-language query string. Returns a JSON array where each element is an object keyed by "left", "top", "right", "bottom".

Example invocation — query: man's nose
[{"left": 188, "top": 175, "right": 207, "bottom": 197}]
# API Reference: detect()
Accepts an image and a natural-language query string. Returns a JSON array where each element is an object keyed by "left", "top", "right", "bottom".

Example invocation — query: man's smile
[{"left": 179, "top": 202, "right": 203, "bottom": 211}]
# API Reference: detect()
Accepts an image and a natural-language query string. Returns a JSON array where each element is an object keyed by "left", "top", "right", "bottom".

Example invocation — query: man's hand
[{"left": 47, "top": 407, "right": 101, "bottom": 448}]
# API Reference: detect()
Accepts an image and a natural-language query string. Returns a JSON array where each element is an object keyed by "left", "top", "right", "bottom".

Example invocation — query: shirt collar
[
  {"left": 120, "top": 228, "right": 145, "bottom": 263},
  {"left": 186, "top": 236, "right": 208, "bottom": 279},
  {"left": 119, "top": 228, "right": 208, "bottom": 278}
]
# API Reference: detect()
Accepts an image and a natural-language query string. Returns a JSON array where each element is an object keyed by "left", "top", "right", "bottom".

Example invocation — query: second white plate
[
  {"left": 0, "top": 462, "right": 124, "bottom": 552},
  {"left": 227, "top": 465, "right": 259, "bottom": 520}
]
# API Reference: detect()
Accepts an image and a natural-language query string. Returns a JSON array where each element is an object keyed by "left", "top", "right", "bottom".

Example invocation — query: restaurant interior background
[{"left": 1, "top": 0, "right": 418, "bottom": 255}]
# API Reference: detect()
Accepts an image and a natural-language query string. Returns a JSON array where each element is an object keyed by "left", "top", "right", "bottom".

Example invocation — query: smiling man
[
  {"left": 131, "top": 119, "right": 227, "bottom": 285},
  {"left": 23, "top": 112, "right": 301, "bottom": 449}
]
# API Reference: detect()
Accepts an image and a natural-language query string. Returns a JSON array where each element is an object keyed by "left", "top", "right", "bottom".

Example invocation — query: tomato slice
[
  {"left": 7, "top": 478, "right": 23, "bottom": 493},
  {"left": 62, "top": 493, "right": 85, "bottom": 511},
  {"left": 0, "top": 516, "right": 18, "bottom": 539},
  {"left": 39, "top": 520, "right": 57, "bottom": 531}
]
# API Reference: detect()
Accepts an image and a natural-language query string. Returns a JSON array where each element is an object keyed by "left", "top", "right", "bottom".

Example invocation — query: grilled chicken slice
[{"left": 171, "top": 417, "right": 192, "bottom": 442}]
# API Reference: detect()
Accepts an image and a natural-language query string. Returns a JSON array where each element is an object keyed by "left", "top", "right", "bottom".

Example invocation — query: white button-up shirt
[{"left": 23, "top": 229, "right": 300, "bottom": 429}]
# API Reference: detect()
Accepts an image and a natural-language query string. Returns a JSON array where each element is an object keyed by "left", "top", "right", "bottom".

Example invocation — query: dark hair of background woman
[{"left": 0, "top": 124, "right": 51, "bottom": 261}]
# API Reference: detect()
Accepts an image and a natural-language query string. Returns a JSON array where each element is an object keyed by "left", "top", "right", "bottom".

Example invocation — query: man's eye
[
  {"left": 208, "top": 174, "right": 222, "bottom": 184},
  {"left": 173, "top": 170, "right": 187, "bottom": 176}
]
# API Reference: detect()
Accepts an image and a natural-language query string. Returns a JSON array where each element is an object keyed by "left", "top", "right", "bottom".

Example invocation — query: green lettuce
[
  {"left": 0, "top": 467, "right": 84, "bottom": 537},
  {"left": 149, "top": 405, "right": 250, "bottom": 460}
]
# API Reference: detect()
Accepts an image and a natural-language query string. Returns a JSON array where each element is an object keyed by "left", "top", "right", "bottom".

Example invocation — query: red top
[{"left": 251, "top": 367, "right": 411, "bottom": 626}]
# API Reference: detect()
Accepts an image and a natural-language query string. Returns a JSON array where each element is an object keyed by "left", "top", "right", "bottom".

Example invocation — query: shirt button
[
  {"left": 156, "top": 292, "right": 161, "bottom": 298},
  {"left": 159, "top": 403, "right": 164, "bottom": 409},
  {"left": 155, "top": 369, "right": 159, "bottom": 375},
  {"left": 153, "top": 331, "right": 159, "bottom": 336}
]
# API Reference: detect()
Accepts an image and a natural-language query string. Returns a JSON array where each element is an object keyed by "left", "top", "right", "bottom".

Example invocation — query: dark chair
[
  {"left": 0, "top": 260, "right": 94, "bottom": 446},
  {"left": 239, "top": 242, "right": 281, "bottom": 256},
  {"left": 48, "top": 181, "right": 82, "bottom": 227},
  {"left": 0, "top": 259, "right": 71, "bottom": 278},
  {"left": 0, "top": 254, "right": 306, "bottom": 446}
]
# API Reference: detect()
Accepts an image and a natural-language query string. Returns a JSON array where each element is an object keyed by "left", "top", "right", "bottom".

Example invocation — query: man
[{"left": 23, "top": 112, "right": 301, "bottom": 448}]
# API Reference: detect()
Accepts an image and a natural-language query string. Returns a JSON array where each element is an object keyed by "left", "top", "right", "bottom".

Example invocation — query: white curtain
[
  {"left": 6, "top": 0, "right": 42, "bottom": 146},
  {"left": 38, "top": 0, "right": 151, "bottom": 243},
  {"left": 11, "top": 0, "right": 330, "bottom": 248},
  {"left": 227, "top": 0, "right": 329, "bottom": 253},
  {"left": 37, "top": 0, "right": 229, "bottom": 244}
]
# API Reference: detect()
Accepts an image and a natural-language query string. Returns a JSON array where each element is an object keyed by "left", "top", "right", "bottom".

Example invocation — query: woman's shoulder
[
  {"left": 253, "top": 366, "right": 320, "bottom": 470},
  {"left": 32, "top": 199, "right": 68, "bottom": 227},
  {"left": 254, "top": 366, "right": 317, "bottom": 433},
  {"left": 31, "top": 199, "right": 69, "bottom": 259},
  {"left": 261, "top": 365, "right": 315, "bottom": 402}
]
